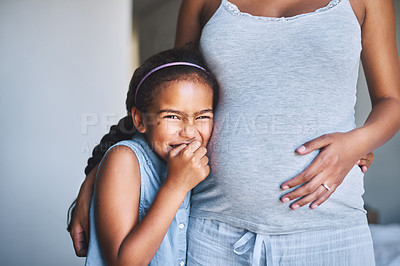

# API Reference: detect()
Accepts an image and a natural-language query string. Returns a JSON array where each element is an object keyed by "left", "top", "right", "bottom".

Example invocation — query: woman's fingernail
[
  {"left": 281, "top": 197, "right": 289, "bottom": 203},
  {"left": 282, "top": 185, "right": 289, "bottom": 190},
  {"left": 297, "top": 145, "right": 306, "bottom": 153},
  {"left": 356, "top": 160, "right": 360, "bottom": 164},
  {"left": 292, "top": 204, "right": 299, "bottom": 210},
  {"left": 311, "top": 204, "right": 318, "bottom": 209}
]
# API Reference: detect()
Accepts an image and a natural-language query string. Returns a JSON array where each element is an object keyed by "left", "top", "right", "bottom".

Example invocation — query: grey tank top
[{"left": 191, "top": 0, "right": 368, "bottom": 234}]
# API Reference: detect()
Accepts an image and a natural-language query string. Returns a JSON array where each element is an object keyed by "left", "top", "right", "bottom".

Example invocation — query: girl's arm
[
  {"left": 280, "top": 0, "right": 400, "bottom": 209},
  {"left": 97, "top": 141, "right": 209, "bottom": 266},
  {"left": 68, "top": 116, "right": 135, "bottom": 256}
]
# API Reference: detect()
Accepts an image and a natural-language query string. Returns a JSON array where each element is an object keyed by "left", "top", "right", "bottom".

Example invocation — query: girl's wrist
[{"left": 162, "top": 177, "right": 189, "bottom": 199}]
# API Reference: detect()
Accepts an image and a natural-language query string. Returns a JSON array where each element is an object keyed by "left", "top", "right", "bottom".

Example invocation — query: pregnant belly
[
  {"left": 208, "top": 121, "right": 319, "bottom": 185},
  {"left": 206, "top": 101, "right": 356, "bottom": 186}
]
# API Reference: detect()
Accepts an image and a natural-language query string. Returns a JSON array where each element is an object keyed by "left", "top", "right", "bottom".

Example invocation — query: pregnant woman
[
  {"left": 69, "top": 0, "right": 399, "bottom": 264},
  {"left": 173, "top": 0, "right": 400, "bottom": 264}
]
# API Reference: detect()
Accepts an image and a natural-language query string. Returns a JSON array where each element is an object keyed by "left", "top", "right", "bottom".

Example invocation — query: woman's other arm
[
  {"left": 68, "top": 165, "right": 98, "bottom": 256},
  {"left": 280, "top": 0, "right": 400, "bottom": 209},
  {"left": 175, "top": 0, "right": 218, "bottom": 47},
  {"left": 358, "top": 0, "right": 400, "bottom": 146}
]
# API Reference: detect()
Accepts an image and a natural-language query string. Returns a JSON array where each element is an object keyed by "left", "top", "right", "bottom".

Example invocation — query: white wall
[{"left": 0, "top": 0, "right": 133, "bottom": 265}]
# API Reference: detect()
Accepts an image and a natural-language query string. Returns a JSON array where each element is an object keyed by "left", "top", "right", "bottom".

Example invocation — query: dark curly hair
[{"left": 67, "top": 43, "right": 219, "bottom": 231}]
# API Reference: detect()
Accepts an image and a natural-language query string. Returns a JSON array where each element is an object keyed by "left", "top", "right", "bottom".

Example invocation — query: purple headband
[{"left": 134, "top": 62, "right": 209, "bottom": 105}]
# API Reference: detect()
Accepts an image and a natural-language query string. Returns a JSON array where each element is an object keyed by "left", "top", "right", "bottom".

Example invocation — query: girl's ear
[{"left": 131, "top": 107, "right": 146, "bottom": 133}]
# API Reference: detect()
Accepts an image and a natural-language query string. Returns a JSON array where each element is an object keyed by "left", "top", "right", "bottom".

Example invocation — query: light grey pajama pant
[{"left": 187, "top": 217, "right": 375, "bottom": 266}]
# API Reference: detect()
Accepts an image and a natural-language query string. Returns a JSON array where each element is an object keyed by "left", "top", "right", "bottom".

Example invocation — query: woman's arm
[
  {"left": 68, "top": 165, "right": 98, "bottom": 256},
  {"left": 175, "top": 0, "right": 221, "bottom": 47},
  {"left": 358, "top": 0, "right": 400, "bottom": 144},
  {"left": 280, "top": 0, "right": 400, "bottom": 209},
  {"left": 98, "top": 141, "right": 209, "bottom": 266},
  {"left": 175, "top": 0, "right": 204, "bottom": 46}
]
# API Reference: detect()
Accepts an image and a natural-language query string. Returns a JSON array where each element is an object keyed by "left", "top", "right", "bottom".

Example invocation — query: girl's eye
[
  {"left": 164, "top": 115, "right": 179, "bottom": 119},
  {"left": 196, "top": 115, "right": 212, "bottom": 120}
]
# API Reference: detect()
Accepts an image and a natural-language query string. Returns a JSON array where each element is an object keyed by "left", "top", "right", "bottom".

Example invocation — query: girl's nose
[{"left": 179, "top": 123, "right": 199, "bottom": 139}]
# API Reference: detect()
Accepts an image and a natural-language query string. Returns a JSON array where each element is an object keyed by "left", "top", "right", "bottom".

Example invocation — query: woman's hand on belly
[{"left": 279, "top": 131, "right": 372, "bottom": 210}]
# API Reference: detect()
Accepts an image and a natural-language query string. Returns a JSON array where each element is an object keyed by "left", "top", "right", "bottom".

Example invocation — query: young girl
[{"left": 84, "top": 44, "right": 219, "bottom": 265}]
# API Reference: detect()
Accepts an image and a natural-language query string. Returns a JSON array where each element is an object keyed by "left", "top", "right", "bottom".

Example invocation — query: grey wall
[
  {"left": 135, "top": 0, "right": 400, "bottom": 224},
  {"left": 0, "top": 0, "right": 133, "bottom": 265},
  {"left": 134, "top": 0, "right": 181, "bottom": 62}
]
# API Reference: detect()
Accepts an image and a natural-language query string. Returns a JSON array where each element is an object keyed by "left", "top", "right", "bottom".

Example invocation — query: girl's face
[{"left": 136, "top": 79, "right": 214, "bottom": 161}]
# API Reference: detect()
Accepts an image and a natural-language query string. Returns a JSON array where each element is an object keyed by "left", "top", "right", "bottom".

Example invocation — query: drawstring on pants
[{"left": 233, "top": 231, "right": 274, "bottom": 266}]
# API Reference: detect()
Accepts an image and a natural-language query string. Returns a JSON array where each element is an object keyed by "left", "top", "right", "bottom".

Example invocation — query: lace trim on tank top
[{"left": 223, "top": 0, "right": 342, "bottom": 21}]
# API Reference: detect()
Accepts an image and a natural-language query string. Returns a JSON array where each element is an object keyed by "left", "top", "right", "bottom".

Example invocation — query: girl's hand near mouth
[{"left": 165, "top": 140, "right": 210, "bottom": 195}]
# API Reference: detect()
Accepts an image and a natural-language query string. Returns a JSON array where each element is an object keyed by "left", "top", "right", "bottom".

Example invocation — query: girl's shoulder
[
  {"left": 95, "top": 142, "right": 141, "bottom": 196},
  {"left": 113, "top": 139, "right": 144, "bottom": 155},
  {"left": 100, "top": 142, "right": 140, "bottom": 174},
  {"left": 110, "top": 136, "right": 151, "bottom": 164},
  {"left": 98, "top": 135, "right": 147, "bottom": 174},
  {"left": 110, "top": 135, "right": 166, "bottom": 174}
]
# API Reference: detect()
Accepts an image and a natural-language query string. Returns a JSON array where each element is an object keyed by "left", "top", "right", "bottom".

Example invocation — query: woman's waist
[
  {"left": 189, "top": 201, "right": 368, "bottom": 236},
  {"left": 189, "top": 209, "right": 368, "bottom": 236}
]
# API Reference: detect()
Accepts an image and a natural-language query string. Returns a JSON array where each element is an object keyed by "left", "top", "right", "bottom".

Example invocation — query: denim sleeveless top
[
  {"left": 85, "top": 133, "right": 190, "bottom": 265},
  {"left": 190, "top": 0, "right": 368, "bottom": 234}
]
